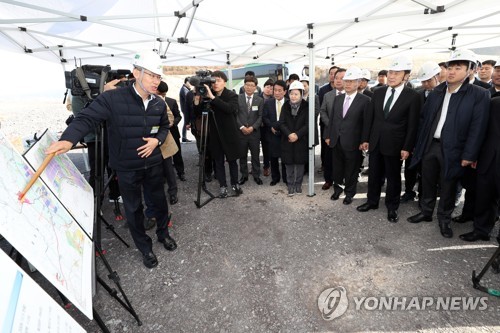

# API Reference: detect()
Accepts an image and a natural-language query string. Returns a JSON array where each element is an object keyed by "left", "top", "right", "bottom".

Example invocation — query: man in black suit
[
  {"left": 262, "top": 80, "right": 287, "bottom": 186},
  {"left": 401, "top": 61, "right": 441, "bottom": 204},
  {"left": 237, "top": 76, "right": 264, "bottom": 185},
  {"left": 469, "top": 59, "right": 491, "bottom": 89},
  {"left": 479, "top": 59, "right": 496, "bottom": 86},
  {"left": 371, "top": 69, "right": 388, "bottom": 91},
  {"left": 357, "top": 56, "right": 420, "bottom": 223},
  {"left": 325, "top": 67, "right": 371, "bottom": 205},
  {"left": 319, "top": 68, "right": 346, "bottom": 190},
  {"left": 459, "top": 93, "right": 500, "bottom": 241}
]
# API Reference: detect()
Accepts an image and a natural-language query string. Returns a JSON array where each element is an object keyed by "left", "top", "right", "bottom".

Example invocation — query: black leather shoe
[
  {"left": 407, "top": 212, "right": 432, "bottom": 223},
  {"left": 169, "top": 194, "right": 178, "bottom": 205},
  {"left": 178, "top": 173, "right": 187, "bottom": 181},
  {"left": 388, "top": 210, "right": 399, "bottom": 223},
  {"left": 330, "top": 188, "right": 343, "bottom": 200},
  {"left": 182, "top": 138, "right": 192, "bottom": 143},
  {"left": 142, "top": 251, "right": 158, "bottom": 268},
  {"left": 270, "top": 180, "right": 279, "bottom": 186},
  {"left": 159, "top": 235, "right": 177, "bottom": 251},
  {"left": 343, "top": 196, "right": 353, "bottom": 205},
  {"left": 254, "top": 177, "right": 263, "bottom": 185},
  {"left": 452, "top": 215, "right": 473, "bottom": 223},
  {"left": 439, "top": 223, "right": 453, "bottom": 238},
  {"left": 400, "top": 192, "right": 416, "bottom": 203},
  {"left": 356, "top": 202, "right": 379, "bottom": 212},
  {"left": 232, "top": 184, "right": 243, "bottom": 196},
  {"left": 459, "top": 231, "right": 490, "bottom": 242},
  {"left": 144, "top": 217, "right": 156, "bottom": 230},
  {"left": 238, "top": 176, "right": 248, "bottom": 185}
]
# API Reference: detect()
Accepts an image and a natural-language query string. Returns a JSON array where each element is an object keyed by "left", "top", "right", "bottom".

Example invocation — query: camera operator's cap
[
  {"left": 360, "top": 68, "right": 371, "bottom": 81},
  {"left": 132, "top": 51, "right": 163, "bottom": 76},
  {"left": 288, "top": 80, "right": 305, "bottom": 91},
  {"left": 446, "top": 49, "right": 477, "bottom": 67},
  {"left": 343, "top": 66, "right": 362, "bottom": 80},
  {"left": 417, "top": 61, "right": 441, "bottom": 81},
  {"left": 300, "top": 75, "right": 309, "bottom": 83},
  {"left": 388, "top": 55, "right": 413, "bottom": 71}
]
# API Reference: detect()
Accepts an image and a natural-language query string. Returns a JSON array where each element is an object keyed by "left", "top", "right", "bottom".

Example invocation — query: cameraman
[
  {"left": 46, "top": 51, "right": 177, "bottom": 269},
  {"left": 193, "top": 71, "right": 242, "bottom": 198}
]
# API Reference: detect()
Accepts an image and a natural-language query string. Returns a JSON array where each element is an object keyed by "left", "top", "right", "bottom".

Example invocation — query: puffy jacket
[
  {"left": 60, "top": 84, "right": 169, "bottom": 171},
  {"left": 411, "top": 81, "right": 490, "bottom": 179}
]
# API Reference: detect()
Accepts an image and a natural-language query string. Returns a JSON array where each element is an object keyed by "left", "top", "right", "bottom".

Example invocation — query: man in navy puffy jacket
[{"left": 47, "top": 51, "right": 177, "bottom": 269}]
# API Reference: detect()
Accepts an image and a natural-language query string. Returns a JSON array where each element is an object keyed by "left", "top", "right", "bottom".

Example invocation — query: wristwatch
[{"left": 157, "top": 139, "right": 162, "bottom": 146}]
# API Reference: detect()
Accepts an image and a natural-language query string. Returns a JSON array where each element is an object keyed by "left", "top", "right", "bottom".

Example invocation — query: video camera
[
  {"left": 107, "top": 69, "right": 132, "bottom": 88},
  {"left": 64, "top": 65, "right": 132, "bottom": 99},
  {"left": 191, "top": 70, "right": 216, "bottom": 98}
]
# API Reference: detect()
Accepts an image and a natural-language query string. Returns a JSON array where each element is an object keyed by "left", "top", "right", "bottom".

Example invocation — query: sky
[{"left": 1, "top": 50, "right": 65, "bottom": 100}]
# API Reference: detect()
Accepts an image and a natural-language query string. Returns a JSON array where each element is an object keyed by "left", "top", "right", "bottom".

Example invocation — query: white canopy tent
[
  {"left": 1, "top": 0, "right": 499, "bottom": 67},
  {"left": 1, "top": 0, "right": 499, "bottom": 195}
]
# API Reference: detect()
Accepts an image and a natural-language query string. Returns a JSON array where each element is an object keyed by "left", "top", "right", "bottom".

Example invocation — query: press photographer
[{"left": 192, "top": 70, "right": 242, "bottom": 198}]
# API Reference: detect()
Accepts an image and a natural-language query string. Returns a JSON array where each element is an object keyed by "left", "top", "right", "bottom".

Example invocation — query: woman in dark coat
[{"left": 278, "top": 81, "right": 309, "bottom": 196}]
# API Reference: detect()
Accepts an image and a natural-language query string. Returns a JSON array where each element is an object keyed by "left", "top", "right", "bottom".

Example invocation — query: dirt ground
[{"left": 49, "top": 142, "right": 500, "bottom": 333}]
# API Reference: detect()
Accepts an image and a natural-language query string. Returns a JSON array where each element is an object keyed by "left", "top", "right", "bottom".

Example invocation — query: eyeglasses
[{"left": 143, "top": 70, "right": 162, "bottom": 81}]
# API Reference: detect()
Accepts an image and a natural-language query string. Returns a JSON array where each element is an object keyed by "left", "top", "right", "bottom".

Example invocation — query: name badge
[
  {"left": 150, "top": 126, "right": 159, "bottom": 134},
  {"left": 251, "top": 106, "right": 258, "bottom": 111}
]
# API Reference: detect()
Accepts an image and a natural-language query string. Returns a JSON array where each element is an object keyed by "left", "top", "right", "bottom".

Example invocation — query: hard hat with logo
[
  {"left": 132, "top": 50, "right": 163, "bottom": 76},
  {"left": 288, "top": 80, "right": 305, "bottom": 91},
  {"left": 388, "top": 55, "right": 413, "bottom": 71},
  {"left": 343, "top": 66, "right": 363, "bottom": 80},
  {"left": 446, "top": 49, "right": 477, "bottom": 67},
  {"left": 300, "top": 75, "right": 309, "bottom": 82},
  {"left": 417, "top": 61, "right": 441, "bottom": 81},
  {"left": 360, "top": 68, "right": 371, "bottom": 81}
]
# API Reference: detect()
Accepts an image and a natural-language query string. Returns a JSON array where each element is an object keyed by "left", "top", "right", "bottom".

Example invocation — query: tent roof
[{"left": 1, "top": 0, "right": 499, "bottom": 69}]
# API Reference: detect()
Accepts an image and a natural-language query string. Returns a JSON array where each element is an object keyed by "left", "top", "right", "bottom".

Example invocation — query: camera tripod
[
  {"left": 472, "top": 237, "right": 500, "bottom": 297},
  {"left": 195, "top": 105, "right": 217, "bottom": 208}
]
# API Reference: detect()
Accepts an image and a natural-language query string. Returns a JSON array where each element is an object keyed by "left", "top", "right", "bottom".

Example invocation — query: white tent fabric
[{"left": 1, "top": 0, "right": 500, "bottom": 69}]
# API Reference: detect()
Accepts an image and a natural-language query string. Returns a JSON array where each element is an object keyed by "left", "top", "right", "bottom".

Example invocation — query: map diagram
[
  {"left": 0, "top": 130, "right": 93, "bottom": 320},
  {"left": 24, "top": 130, "right": 94, "bottom": 238}
]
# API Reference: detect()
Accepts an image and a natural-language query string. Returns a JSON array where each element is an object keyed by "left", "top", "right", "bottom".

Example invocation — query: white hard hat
[
  {"left": 289, "top": 80, "right": 305, "bottom": 91},
  {"left": 300, "top": 75, "right": 309, "bottom": 82},
  {"left": 388, "top": 55, "right": 413, "bottom": 71},
  {"left": 360, "top": 68, "right": 371, "bottom": 81},
  {"left": 417, "top": 61, "right": 441, "bottom": 81},
  {"left": 343, "top": 66, "right": 363, "bottom": 80},
  {"left": 446, "top": 49, "right": 477, "bottom": 67},
  {"left": 132, "top": 50, "right": 163, "bottom": 76}
]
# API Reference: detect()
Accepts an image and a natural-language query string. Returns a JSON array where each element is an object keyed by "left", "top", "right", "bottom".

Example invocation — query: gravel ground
[{"left": 1, "top": 99, "right": 500, "bottom": 333}]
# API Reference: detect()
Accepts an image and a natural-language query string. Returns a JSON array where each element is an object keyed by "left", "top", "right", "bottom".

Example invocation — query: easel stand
[
  {"left": 472, "top": 239, "right": 500, "bottom": 297},
  {"left": 93, "top": 244, "right": 142, "bottom": 332},
  {"left": 92, "top": 123, "right": 141, "bottom": 331},
  {"left": 195, "top": 108, "right": 216, "bottom": 208},
  {"left": 94, "top": 123, "right": 129, "bottom": 249}
]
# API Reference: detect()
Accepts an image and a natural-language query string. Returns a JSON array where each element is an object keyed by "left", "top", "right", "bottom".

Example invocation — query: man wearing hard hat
[
  {"left": 400, "top": 61, "right": 442, "bottom": 205},
  {"left": 324, "top": 67, "right": 371, "bottom": 205},
  {"left": 408, "top": 49, "right": 490, "bottom": 238},
  {"left": 47, "top": 51, "right": 177, "bottom": 268},
  {"left": 356, "top": 55, "right": 420, "bottom": 223}
]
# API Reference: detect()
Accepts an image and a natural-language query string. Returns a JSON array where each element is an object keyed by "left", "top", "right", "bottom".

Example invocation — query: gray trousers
[{"left": 286, "top": 164, "right": 305, "bottom": 190}]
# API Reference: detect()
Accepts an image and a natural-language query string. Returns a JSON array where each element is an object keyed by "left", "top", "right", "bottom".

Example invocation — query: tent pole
[{"left": 307, "top": 23, "right": 316, "bottom": 197}]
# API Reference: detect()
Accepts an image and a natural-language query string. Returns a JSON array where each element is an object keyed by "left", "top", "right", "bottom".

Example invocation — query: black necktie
[{"left": 384, "top": 88, "right": 395, "bottom": 118}]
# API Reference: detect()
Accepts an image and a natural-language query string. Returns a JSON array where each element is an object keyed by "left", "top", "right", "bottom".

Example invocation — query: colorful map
[
  {"left": 23, "top": 130, "right": 94, "bottom": 238},
  {"left": 0, "top": 130, "right": 93, "bottom": 319}
]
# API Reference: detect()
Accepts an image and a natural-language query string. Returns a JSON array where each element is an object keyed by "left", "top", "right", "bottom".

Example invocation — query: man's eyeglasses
[{"left": 143, "top": 70, "right": 162, "bottom": 81}]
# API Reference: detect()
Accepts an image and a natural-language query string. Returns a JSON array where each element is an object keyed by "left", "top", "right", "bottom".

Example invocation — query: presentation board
[
  {"left": 0, "top": 130, "right": 93, "bottom": 319},
  {"left": 0, "top": 250, "right": 86, "bottom": 333},
  {"left": 23, "top": 130, "right": 94, "bottom": 238}
]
